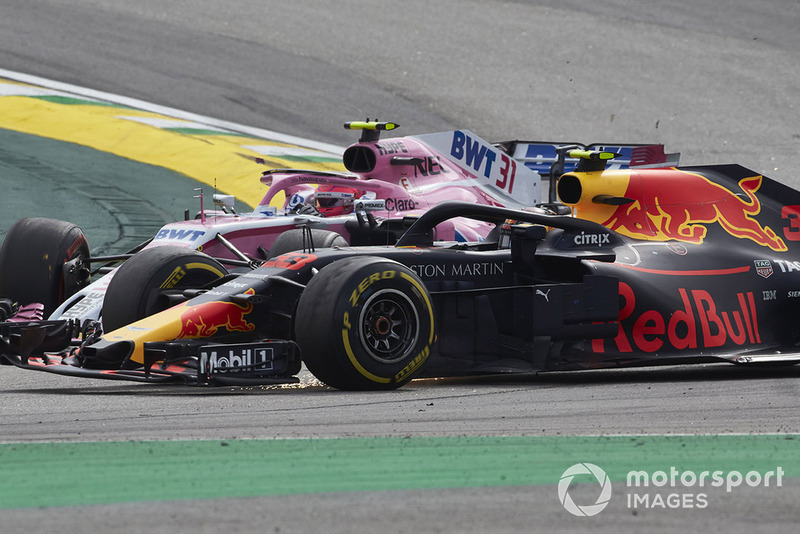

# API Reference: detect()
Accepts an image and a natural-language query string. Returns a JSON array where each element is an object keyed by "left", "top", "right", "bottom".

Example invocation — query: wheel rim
[
  {"left": 61, "top": 253, "right": 91, "bottom": 299},
  {"left": 359, "top": 289, "right": 419, "bottom": 364}
]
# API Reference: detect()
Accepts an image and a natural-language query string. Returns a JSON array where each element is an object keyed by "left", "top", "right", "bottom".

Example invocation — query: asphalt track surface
[{"left": 1, "top": 1, "right": 800, "bottom": 532}]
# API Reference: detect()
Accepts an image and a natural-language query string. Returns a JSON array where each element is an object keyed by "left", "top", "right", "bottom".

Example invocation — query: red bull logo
[
  {"left": 562, "top": 169, "right": 787, "bottom": 252},
  {"left": 177, "top": 289, "right": 256, "bottom": 339},
  {"left": 592, "top": 282, "right": 761, "bottom": 354}
]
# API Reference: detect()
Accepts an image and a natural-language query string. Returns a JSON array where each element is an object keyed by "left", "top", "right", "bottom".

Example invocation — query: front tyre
[
  {"left": 295, "top": 257, "right": 435, "bottom": 390},
  {"left": 102, "top": 246, "right": 227, "bottom": 331},
  {"left": 266, "top": 229, "right": 347, "bottom": 259},
  {"left": 0, "top": 217, "right": 90, "bottom": 316}
]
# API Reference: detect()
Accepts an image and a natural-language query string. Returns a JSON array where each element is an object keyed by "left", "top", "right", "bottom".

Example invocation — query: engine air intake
[
  {"left": 557, "top": 173, "right": 583, "bottom": 204},
  {"left": 343, "top": 146, "right": 377, "bottom": 173}
]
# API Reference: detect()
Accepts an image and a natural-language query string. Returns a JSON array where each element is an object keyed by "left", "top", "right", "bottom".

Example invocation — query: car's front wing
[{"left": 0, "top": 320, "right": 301, "bottom": 386}]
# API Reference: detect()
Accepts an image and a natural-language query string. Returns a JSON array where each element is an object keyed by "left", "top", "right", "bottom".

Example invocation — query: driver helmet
[{"left": 315, "top": 185, "right": 360, "bottom": 216}]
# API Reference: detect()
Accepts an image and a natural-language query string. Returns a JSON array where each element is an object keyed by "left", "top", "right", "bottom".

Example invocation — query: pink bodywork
[
  {"left": 257, "top": 136, "right": 505, "bottom": 215},
  {"left": 144, "top": 130, "right": 543, "bottom": 261}
]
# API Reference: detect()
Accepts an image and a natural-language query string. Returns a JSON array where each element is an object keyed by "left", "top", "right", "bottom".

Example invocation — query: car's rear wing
[
  {"left": 498, "top": 141, "right": 681, "bottom": 175},
  {"left": 496, "top": 141, "right": 681, "bottom": 203}
]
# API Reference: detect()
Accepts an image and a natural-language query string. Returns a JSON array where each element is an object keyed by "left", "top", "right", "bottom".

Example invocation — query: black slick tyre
[
  {"left": 102, "top": 246, "right": 227, "bottom": 331},
  {"left": 267, "top": 229, "right": 347, "bottom": 259},
  {"left": 0, "top": 217, "right": 90, "bottom": 316},
  {"left": 295, "top": 256, "right": 435, "bottom": 390}
]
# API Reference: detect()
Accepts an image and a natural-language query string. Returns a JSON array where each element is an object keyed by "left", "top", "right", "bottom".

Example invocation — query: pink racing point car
[{"left": 0, "top": 121, "right": 674, "bottom": 334}]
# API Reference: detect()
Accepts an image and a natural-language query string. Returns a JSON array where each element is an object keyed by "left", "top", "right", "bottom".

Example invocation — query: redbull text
[{"left": 592, "top": 282, "right": 761, "bottom": 353}]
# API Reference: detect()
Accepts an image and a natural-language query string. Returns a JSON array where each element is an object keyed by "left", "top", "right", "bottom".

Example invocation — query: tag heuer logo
[{"left": 754, "top": 260, "right": 773, "bottom": 279}]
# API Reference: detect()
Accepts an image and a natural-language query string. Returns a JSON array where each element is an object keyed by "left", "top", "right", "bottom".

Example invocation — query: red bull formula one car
[
  {"left": 2, "top": 147, "right": 799, "bottom": 390},
  {"left": 0, "top": 121, "right": 666, "bottom": 333}
]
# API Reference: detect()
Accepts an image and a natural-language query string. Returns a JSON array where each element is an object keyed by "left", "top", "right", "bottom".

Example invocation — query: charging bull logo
[
  {"left": 565, "top": 169, "right": 787, "bottom": 252},
  {"left": 177, "top": 289, "right": 256, "bottom": 338}
]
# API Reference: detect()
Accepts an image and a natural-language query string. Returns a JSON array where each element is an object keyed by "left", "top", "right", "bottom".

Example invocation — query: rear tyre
[
  {"left": 0, "top": 217, "right": 90, "bottom": 317},
  {"left": 267, "top": 229, "right": 347, "bottom": 259},
  {"left": 295, "top": 256, "right": 435, "bottom": 390},
  {"left": 102, "top": 246, "right": 227, "bottom": 331}
]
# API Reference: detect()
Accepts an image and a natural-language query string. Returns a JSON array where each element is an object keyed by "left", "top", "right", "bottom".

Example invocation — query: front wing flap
[{"left": 0, "top": 321, "right": 301, "bottom": 386}]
